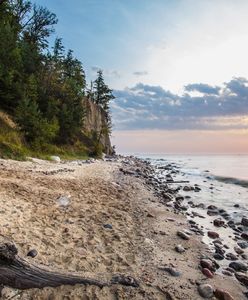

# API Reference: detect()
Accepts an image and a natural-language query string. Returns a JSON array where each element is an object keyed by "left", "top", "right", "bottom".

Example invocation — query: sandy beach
[{"left": 0, "top": 157, "right": 246, "bottom": 299}]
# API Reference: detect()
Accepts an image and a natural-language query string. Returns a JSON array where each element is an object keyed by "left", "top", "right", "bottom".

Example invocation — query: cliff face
[{"left": 83, "top": 99, "right": 113, "bottom": 155}]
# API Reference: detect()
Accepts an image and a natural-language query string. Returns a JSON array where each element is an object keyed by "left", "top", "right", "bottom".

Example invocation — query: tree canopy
[{"left": 0, "top": 0, "right": 114, "bottom": 151}]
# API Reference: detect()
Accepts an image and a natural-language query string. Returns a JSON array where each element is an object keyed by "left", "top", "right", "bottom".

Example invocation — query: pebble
[
  {"left": 214, "top": 253, "right": 224, "bottom": 260},
  {"left": 27, "top": 249, "right": 38, "bottom": 258},
  {"left": 213, "top": 219, "right": 225, "bottom": 227},
  {"left": 175, "top": 244, "right": 186, "bottom": 253},
  {"left": 147, "top": 212, "right": 155, "bottom": 218},
  {"left": 234, "top": 246, "right": 244, "bottom": 255},
  {"left": 225, "top": 253, "right": 238, "bottom": 261},
  {"left": 241, "top": 233, "right": 248, "bottom": 240},
  {"left": 222, "top": 270, "right": 233, "bottom": 276},
  {"left": 214, "top": 288, "right": 234, "bottom": 300},
  {"left": 207, "top": 209, "right": 219, "bottom": 216},
  {"left": 162, "top": 267, "right": 181, "bottom": 277},
  {"left": 237, "top": 241, "right": 248, "bottom": 249},
  {"left": 235, "top": 272, "right": 248, "bottom": 287},
  {"left": 177, "top": 231, "right": 190, "bottom": 240},
  {"left": 198, "top": 284, "right": 214, "bottom": 298},
  {"left": 241, "top": 217, "right": 248, "bottom": 227},
  {"left": 229, "top": 261, "right": 247, "bottom": 272},
  {"left": 208, "top": 231, "right": 219, "bottom": 239},
  {"left": 200, "top": 259, "right": 215, "bottom": 271},
  {"left": 202, "top": 268, "right": 214, "bottom": 278},
  {"left": 103, "top": 224, "right": 113, "bottom": 229}
]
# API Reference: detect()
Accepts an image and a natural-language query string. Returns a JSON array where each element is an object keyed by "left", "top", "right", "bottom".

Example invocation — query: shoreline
[{"left": 0, "top": 156, "right": 246, "bottom": 299}]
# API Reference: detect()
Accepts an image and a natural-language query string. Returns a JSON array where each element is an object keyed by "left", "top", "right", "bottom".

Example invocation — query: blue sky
[{"left": 34, "top": 0, "right": 248, "bottom": 153}]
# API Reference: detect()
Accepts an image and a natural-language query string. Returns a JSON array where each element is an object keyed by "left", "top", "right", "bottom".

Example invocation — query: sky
[{"left": 36, "top": 0, "right": 248, "bottom": 154}]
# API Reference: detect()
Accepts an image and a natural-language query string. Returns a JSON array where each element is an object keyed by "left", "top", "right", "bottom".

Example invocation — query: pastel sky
[{"left": 36, "top": 0, "right": 248, "bottom": 154}]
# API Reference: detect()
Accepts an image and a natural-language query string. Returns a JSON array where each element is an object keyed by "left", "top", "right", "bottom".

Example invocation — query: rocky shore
[{"left": 0, "top": 156, "right": 246, "bottom": 299}]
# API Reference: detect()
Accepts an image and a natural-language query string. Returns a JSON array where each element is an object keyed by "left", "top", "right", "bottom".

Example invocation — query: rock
[
  {"left": 213, "top": 219, "right": 225, "bottom": 227},
  {"left": 27, "top": 249, "right": 38, "bottom": 258},
  {"left": 147, "top": 212, "right": 155, "bottom": 218},
  {"left": 183, "top": 186, "right": 194, "bottom": 191},
  {"left": 208, "top": 205, "right": 218, "bottom": 210},
  {"left": 225, "top": 253, "right": 238, "bottom": 261},
  {"left": 237, "top": 241, "right": 248, "bottom": 249},
  {"left": 57, "top": 195, "right": 70, "bottom": 207},
  {"left": 200, "top": 259, "right": 215, "bottom": 271},
  {"left": 241, "top": 233, "right": 248, "bottom": 240},
  {"left": 194, "top": 186, "right": 201, "bottom": 192},
  {"left": 234, "top": 246, "right": 244, "bottom": 255},
  {"left": 177, "top": 231, "right": 190, "bottom": 240},
  {"left": 214, "top": 288, "right": 234, "bottom": 300},
  {"left": 198, "top": 284, "right": 214, "bottom": 298},
  {"left": 176, "top": 196, "right": 184, "bottom": 201},
  {"left": 222, "top": 270, "right": 233, "bottom": 276},
  {"left": 202, "top": 268, "right": 214, "bottom": 278},
  {"left": 235, "top": 272, "right": 248, "bottom": 287},
  {"left": 234, "top": 204, "right": 240, "bottom": 208},
  {"left": 175, "top": 244, "right": 185, "bottom": 253},
  {"left": 229, "top": 261, "right": 247, "bottom": 272},
  {"left": 207, "top": 209, "right": 219, "bottom": 216},
  {"left": 103, "top": 224, "right": 113, "bottom": 229},
  {"left": 214, "top": 253, "right": 224, "bottom": 260},
  {"left": 241, "top": 217, "right": 248, "bottom": 227},
  {"left": 162, "top": 267, "right": 181, "bottom": 277},
  {"left": 50, "top": 155, "right": 61, "bottom": 163},
  {"left": 208, "top": 231, "right": 219, "bottom": 239}
]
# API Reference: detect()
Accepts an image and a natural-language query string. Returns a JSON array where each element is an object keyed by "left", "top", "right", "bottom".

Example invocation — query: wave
[{"left": 213, "top": 175, "right": 248, "bottom": 188}]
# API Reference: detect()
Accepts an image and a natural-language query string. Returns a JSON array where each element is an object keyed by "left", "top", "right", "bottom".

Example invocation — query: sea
[{"left": 136, "top": 154, "right": 248, "bottom": 264}]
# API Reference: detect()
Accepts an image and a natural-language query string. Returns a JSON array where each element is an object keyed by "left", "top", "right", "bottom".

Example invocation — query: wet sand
[{"left": 0, "top": 157, "right": 246, "bottom": 299}]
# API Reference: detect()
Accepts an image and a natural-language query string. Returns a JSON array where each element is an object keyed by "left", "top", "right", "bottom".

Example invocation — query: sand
[{"left": 0, "top": 158, "right": 246, "bottom": 299}]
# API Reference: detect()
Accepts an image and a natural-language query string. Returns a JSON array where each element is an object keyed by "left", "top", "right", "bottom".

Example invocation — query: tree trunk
[{"left": 0, "top": 242, "right": 139, "bottom": 290}]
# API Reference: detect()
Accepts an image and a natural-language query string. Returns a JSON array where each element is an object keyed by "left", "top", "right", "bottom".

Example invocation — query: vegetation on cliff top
[{"left": 0, "top": 0, "right": 114, "bottom": 159}]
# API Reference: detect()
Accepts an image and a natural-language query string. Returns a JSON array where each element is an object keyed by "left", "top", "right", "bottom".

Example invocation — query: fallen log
[{"left": 0, "top": 242, "right": 139, "bottom": 290}]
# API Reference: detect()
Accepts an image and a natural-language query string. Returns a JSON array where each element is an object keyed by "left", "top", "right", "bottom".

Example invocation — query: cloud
[
  {"left": 185, "top": 83, "right": 221, "bottom": 95},
  {"left": 133, "top": 71, "right": 148, "bottom": 76},
  {"left": 91, "top": 66, "right": 121, "bottom": 78},
  {"left": 111, "top": 77, "right": 248, "bottom": 130}
]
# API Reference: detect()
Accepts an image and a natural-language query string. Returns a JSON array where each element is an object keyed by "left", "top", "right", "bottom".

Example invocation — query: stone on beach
[
  {"left": 237, "top": 241, "right": 248, "bottom": 249},
  {"left": 213, "top": 219, "right": 225, "bottom": 227},
  {"left": 241, "top": 233, "right": 248, "bottom": 240},
  {"left": 50, "top": 156, "right": 61, "bottom": 163},
  {"left": 200, "top": 259, "right": 215, "bottom": 271},
  {"left": 27, "top": 249, "right": 38, "bottom": 258},
  {"left": 57, "top": 195, "right": 70, "bottom": 207},
  {"left": 162, "top": 266, "right": 181, "bottom": 277},
  {"left": 229, "top": 261, "right": 247, "bottom": 272},
  {"left": 202, "top": 268, "right": 214, "bottom": 278},
  {"left": 207, "top": 231, "right": 219, "bottom": 239},
  {"left": 177, "top": 231, "right": 190, "bottom": 240},
  {"left": 198, "top": 284, "right": 214, "bottom": 298},
  {"left": 241, "top": 217, "right": 248, "bottom": 227},
  {"left": 175, "top": 244, "right": 186, "bottom": 253},
  {"left": 214, "top": 288, "right": 234, "bottom": 300},
  {"left": 103, "top": 224, "right": 113, "bottom": 229},
  {"left": 235, "top": 272, "right": 248, "bottom": 287}
]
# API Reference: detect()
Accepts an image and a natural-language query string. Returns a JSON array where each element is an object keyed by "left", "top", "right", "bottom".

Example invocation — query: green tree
[{"left": 93, "top": 70, "right": 115, "bottom": 131}]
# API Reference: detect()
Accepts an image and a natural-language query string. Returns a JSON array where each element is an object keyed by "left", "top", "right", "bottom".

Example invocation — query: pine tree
[{"left": 93, "top": 70, "right": 115, "bottom": 132}]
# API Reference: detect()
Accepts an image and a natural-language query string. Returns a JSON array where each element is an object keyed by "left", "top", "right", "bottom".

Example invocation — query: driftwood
[
  {"left": 0, "top": 242, "right": 139, "bottom": 290},
  {"left": 166, "top": 181, "right": 190, "bottom": 184}
]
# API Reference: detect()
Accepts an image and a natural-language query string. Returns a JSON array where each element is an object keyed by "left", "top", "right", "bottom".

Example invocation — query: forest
[{"left": 0, "top": 0, "right": 114, "bottom": 159}]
